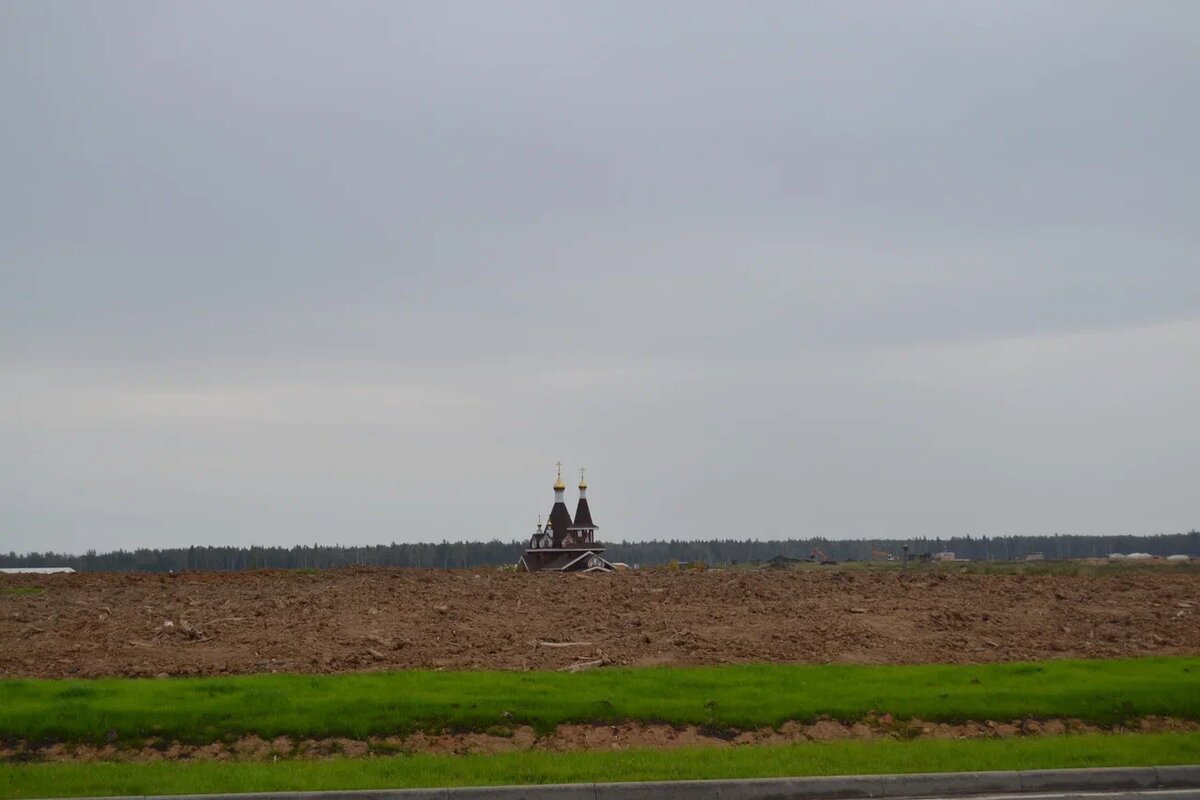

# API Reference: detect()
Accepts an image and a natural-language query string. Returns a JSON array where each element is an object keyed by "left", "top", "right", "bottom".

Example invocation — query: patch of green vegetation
[
  {"left": 1, "top": 658, "right": 1197, "bottom": 746},
  {"left": 947, "top": 561, "right": 1193, "bottom": 577},
  {"left": 1, "top": 732, "right": 1197, "bottom": 799},
  {"left": 706, "top": 559, "right": 1199, "bottom": 577},
  {"left": 0, "top": 587, "right": 44, "bottom": 596},
  {"left": 816, "top": 559, "right": 1198, "bottom": 578}
]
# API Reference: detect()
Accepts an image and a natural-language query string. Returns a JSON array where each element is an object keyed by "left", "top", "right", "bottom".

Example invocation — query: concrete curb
[
  {"left": 1019, "top": 767, "right": 1162, "bottom": 793},
  {"left": 46, "top": 765, "right": 1200, "bottom": 800}
]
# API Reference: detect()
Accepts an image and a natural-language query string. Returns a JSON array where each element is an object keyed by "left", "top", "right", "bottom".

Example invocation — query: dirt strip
[
  {"left": 2, "top": 566, "right": 1198, "bottom": 677},
  {"left": 3, "top": 716, "right": 1198, "bottom": 764}
]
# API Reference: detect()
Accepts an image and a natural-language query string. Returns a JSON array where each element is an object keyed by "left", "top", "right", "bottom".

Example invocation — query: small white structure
[
  {"left": 0, "top": 567, "right": 75, "bottom": 574},
  {"left": 933, "top": 551, "right": 956, "bottom": 561},
  {"left": 1166, "top": 554, "right": 1191, "bottom": 562},
  {"left": 1109, "top": 553, "right": 1127, "bottom": 559},
  {"left": 1126, "top": 552, "right": 1154, "bottom": 560},
  {"left": 1025, "top": 552, "right": 1045, "bottom": 561}
]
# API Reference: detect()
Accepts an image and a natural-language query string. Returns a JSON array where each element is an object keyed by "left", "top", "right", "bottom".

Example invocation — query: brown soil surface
[
  {"left": 3, "top": 717, "right": 1197, "bottom": 763},
  {"left": 1, "top": 566, "right": 1197, "bottom": 678}
]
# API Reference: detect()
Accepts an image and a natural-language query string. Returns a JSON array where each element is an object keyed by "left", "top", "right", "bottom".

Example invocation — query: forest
[{"left": 3, "top": 532, "right": 1196, "bottom": 572}]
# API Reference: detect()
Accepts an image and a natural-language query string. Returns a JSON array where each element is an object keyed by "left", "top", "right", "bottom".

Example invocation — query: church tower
[
  {"left": 546, "top": 462, "right": 574, "bottom": 547},
  {"left": 568, "top": 468, "right": 597, "bottom": 545}
]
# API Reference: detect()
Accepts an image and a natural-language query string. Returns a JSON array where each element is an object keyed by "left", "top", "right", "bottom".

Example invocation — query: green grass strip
[
  {"left": 1, "top": 657, "right": 1197, "bottom": 745},
  {"left": 1, "top": 732, "right": 1198, "bottom": 799}
]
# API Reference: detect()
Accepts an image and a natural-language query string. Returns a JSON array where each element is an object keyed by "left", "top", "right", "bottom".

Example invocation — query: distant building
[
  {"left": 517, "top": 465, "right": 614, "bottom": 573},
  {"left": 933, "top": 551, "right": 956, "bottom": 561},
  {"left": 0, "top": 567, "right": 75, "bottom": 574},
  {"left": 1025, "top": 552, "right": 1045, "bottom": 561}
]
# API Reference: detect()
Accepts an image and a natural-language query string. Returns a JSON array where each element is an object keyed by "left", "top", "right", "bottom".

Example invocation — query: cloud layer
[{"left": 3, "top": 2, "right": 1197, "bottom": 552}]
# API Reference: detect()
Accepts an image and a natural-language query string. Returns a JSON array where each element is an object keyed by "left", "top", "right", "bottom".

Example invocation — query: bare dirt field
[{"left": 2, "top": 565, "right": 1197, "bottom": 678}]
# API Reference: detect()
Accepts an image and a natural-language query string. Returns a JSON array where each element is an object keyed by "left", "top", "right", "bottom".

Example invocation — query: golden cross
[
  {"left": 555, "top": 461, "right": 563, "bottom": 480},
  {"left": 580, "top": 467, "right": 586, "bottom": 483}
]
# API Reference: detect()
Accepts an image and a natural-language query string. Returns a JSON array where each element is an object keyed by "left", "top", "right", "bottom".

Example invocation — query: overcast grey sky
[{"left": 3, "top": 1, "right": 1198, "bottom": 554}]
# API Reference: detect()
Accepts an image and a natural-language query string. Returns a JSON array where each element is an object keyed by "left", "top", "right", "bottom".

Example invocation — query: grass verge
[
  {"left": 1, "top": 657, "right": 1197, "bottom": 745},
  {"left": 1, "top": 732, "right": 1197, "bottom": 799}
]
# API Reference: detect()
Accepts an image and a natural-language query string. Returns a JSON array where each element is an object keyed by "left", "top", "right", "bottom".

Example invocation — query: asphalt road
[
  {"left": 924, "top": 792, "right": 1200, "bottom": 800},
  {"left": 37, "top": 767, "right": 1200, "bottom": 800}
]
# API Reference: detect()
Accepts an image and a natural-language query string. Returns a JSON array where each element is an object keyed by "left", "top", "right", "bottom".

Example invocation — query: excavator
[{"left": 809, "top": 547, "right": 837, "bottom": 566}]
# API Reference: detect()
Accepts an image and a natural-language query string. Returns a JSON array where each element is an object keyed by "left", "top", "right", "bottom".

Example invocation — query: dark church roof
[
  {"left": 547, "top": 501, "right": 573, "bottom": 542},
  {"left": 540, "top": 552, "right": 584, "bottom": 571},
  {"left": 538, "top": 550, "right": 611, "bottom": 572},
  {"left": 569, "top": 497, "right": 597, "bottom": 530}
]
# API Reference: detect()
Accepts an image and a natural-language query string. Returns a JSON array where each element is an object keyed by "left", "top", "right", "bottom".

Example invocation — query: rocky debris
[{"left": 560, "top": 657, "right": 609, "bottom": 672}]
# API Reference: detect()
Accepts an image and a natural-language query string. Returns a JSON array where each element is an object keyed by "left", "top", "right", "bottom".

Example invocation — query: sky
[{"left": 2, "top": 2, "right": 1198, "bottom": 554}]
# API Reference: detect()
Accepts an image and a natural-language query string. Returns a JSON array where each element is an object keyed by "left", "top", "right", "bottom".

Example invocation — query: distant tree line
[{"left": 2, "top": 532, "right": 1197, "bottom": 573}]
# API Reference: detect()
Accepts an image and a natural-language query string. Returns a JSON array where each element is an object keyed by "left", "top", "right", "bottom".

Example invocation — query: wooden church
[{"left": 517, "top": 465, "right": 615, "bottom": 573}]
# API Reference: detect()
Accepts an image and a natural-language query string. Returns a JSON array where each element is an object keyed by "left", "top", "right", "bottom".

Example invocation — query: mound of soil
[
  {"left": 1, "top": 566, "right": 1197, "bottom": 678},
  {"left": 4, "top": 717, "right": 1198, "bottom": 763}
]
